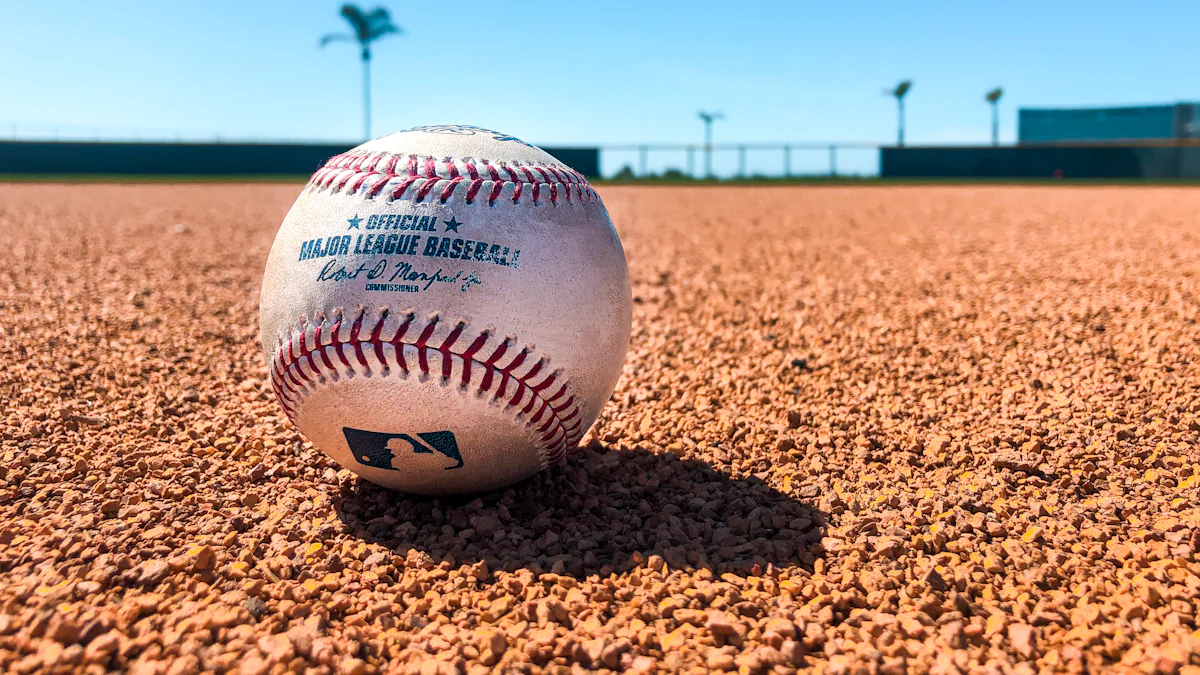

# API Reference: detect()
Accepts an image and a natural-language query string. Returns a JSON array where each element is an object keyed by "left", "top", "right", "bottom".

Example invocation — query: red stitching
[
  {"left": 436, "top": 320, "right": 464, "bottom": 381},
  {"left": 480, "top": 338, "right": 507, "bottom": 393},
  {"left": 502, "top": 349, "right": 529, "bottom": 405},
  {"left": 487, "top": 181, "right": 504, "bottom": 206},
  {"left": 465, "top": 179, "right": 484, "bottom": 204},
  {"left": 439, "top": 177, "right": 463, "bottom": 203},
  {"left": 481, "top": 161, "right": 503, "bottom": 205},
  {"left": 392, "top": 174, "right": 418, "bottom": 201},
  {"left": 415, "top": 319, "right": 438, "bottom": 374},
  {"left": 459, "top": 330, "right": 490, "bottom": 387},
  {"left": 270, "top": 314, "right": 584, "bottom": 466},
  {"left": 414, "top": 177, "right": 438, "bottom": 203},
  {"left": 348, "top": 168, "right": 373, "bottom": 194},
  {"left": 308, "top": 152, "right": 594, "bottom": 206}
]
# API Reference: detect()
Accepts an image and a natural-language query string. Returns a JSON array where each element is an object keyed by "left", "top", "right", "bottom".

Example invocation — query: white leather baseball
[{"left": 259, "top": 126, "right": 632, "bottom": 495}]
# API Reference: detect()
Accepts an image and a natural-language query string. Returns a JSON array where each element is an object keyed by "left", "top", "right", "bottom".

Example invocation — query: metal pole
[
  {"left": 829, "top": 145, "right": 838, "bottom": 176},
  {"left": 704, "top": 122, "right": 713, "bottom": 178},
  {"left": 638, "top": 145, "right": 648, "bottom": 177},
  {"left": 362, "top": 52, "right": 371, "bottom": 140},
  {"left": 991, "top": 103, "right": 999, "bottom": 146},
  {"left": 784, "top": 146, "right": 791, "bottom": 178},
  {"left": 737, "top": 146, "right": 746, "bottom": 178}
]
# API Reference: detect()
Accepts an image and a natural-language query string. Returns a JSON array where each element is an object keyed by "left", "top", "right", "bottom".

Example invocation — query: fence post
[
  {"left": 687, "top": 146, "right": 695, "bottom": 177},
  {"left": 638, "top": 146, "right": 648, "bottom": 177},
  {"left": 829, "top": 145, "right": 838, "bottom": 177},
  {"left": 738, "top": 146, "right": 746, "bottom": 178},
  {"left": 784, "top": 146, "right": 791, "bottom": 178}
]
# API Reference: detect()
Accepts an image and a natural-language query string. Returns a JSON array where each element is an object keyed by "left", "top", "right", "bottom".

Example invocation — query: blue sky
[{"left": 2, "top": 1, "right": 1198, "bottom": 175}]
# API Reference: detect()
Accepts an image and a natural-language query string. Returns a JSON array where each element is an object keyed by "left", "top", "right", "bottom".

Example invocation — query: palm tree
[
  {"left": 985, "top": 87, "right": 1004, "bottom": 146},
  {"left": 321, "top": 5, "right": 401, "bottom": 140},
  {"left": 887, "top": 80, "right": 913, "bottom": 147}
]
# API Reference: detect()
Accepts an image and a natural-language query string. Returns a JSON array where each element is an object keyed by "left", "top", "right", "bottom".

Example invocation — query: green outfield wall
[
  {"left": 881, "top": 144, "right": 1200, "bottom": 179},
  {"left": 0, "top": 141, "right": 601, "bottom": 178}
]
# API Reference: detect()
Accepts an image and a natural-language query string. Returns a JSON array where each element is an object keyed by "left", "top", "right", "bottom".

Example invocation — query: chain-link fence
[
  {"left": 599, "top": 142, "right": 882, "bottom": 179},
  {"left": 3, "top": 122, "right": 885, "bottom": 180}
]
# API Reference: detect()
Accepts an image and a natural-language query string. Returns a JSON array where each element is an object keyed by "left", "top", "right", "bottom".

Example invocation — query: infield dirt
[{"left": 1, "top": 184, "right": 1198, "bottom": 674}]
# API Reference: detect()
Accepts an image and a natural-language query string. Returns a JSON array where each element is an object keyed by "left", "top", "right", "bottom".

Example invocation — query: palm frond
[
  {"left": 365, "top": 8, "right": 400, "bottom": 40},
  {"left": 365, "top": 8, "right": 391, "bottom": 25},
  {"left": 371, "top": 24, "right": 400, "bottom": 40},
  {"left": 986, "top": 87, "right": 1004, "bottom": 103},
  {"left": 324, "top": 4, "right": 399, "bottom": 50},
  {"left": 320, "top": 32, "right": 356, "bottom": 47},
  {"left": 339, "top": 4, "right": 373, "bottom": 42}
]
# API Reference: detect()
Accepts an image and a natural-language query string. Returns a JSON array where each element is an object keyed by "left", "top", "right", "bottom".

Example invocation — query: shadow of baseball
[{"left": 331, "top": 442, "right": 826, "bottom": 579}]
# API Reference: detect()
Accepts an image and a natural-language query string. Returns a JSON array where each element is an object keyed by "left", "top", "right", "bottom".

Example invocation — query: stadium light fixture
[{"left": 885, "top": 81, "right": 913, "bottom": 147}]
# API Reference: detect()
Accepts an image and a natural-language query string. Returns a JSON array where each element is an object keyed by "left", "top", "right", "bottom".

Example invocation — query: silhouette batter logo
[{"left": 342, "top": 427, "right": 464, "bottom": 471}]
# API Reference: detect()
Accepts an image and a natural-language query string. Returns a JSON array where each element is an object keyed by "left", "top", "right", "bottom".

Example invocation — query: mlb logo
[{"left": 342, "top": 427, "right": 464, "bottom": 471}]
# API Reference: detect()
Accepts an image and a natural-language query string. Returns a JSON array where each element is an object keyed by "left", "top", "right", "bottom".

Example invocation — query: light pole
[
  {"left": 986, "top": 87, "right": 1004, "bottom": 146},
  {"left": 886, "top": 80, "right": 912, "bottom": 147},
  {"left": 697, "top": 111, "right": 724, "bottom": 178},
  {"left": 321, "top": 5, "right": 401, "bottom": 140}
]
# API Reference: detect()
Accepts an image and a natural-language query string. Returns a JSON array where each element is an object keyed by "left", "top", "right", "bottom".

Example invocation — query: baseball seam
[
  {"left": 308, "top": 152, "right": 597, "bottom": 207},
  {"left": 269, "top": 307, "right": 585, "bottom": 468}
]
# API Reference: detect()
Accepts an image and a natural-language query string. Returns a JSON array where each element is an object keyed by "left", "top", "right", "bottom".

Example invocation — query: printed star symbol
[
  {"left": 443, "top": 217, "right": 462, "bottom": 233},
  {"left": 347, "top": 214, "right": 363, "bottom": 229}
]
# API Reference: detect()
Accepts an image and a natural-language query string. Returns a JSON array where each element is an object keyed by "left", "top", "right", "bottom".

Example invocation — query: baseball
[{"left": 259, "top": 125, "right": 632, "bottom": 495}]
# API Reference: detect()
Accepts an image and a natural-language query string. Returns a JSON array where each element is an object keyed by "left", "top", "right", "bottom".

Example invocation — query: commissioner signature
[
  {"left": 316, "top": 258, "right": 482, "bottom": 292},
  {"left": 317, "top": 259, "right": 388, "bottom": 282},
  {"left": 390, "top": 262, "right": 483, "bottom": 292}
]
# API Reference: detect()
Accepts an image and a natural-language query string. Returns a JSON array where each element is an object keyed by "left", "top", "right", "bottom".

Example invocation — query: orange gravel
[{"left": 0, "top": 183, "right": 1198, "bottom": 675}]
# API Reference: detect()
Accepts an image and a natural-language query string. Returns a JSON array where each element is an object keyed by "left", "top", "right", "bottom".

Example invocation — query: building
[{"left": 1019, "top": 102, "right": 1200, "bottom": 144}]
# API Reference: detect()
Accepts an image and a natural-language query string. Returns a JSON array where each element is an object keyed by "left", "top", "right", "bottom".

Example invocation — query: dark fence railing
[{"left": 0, "top": 141, "right": 601, "bottom": 178}]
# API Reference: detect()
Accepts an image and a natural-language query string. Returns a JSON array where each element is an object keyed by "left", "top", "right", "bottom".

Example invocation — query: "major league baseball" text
[{"left": 298, "top": 234, "right": 520, "bottom": 268}]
